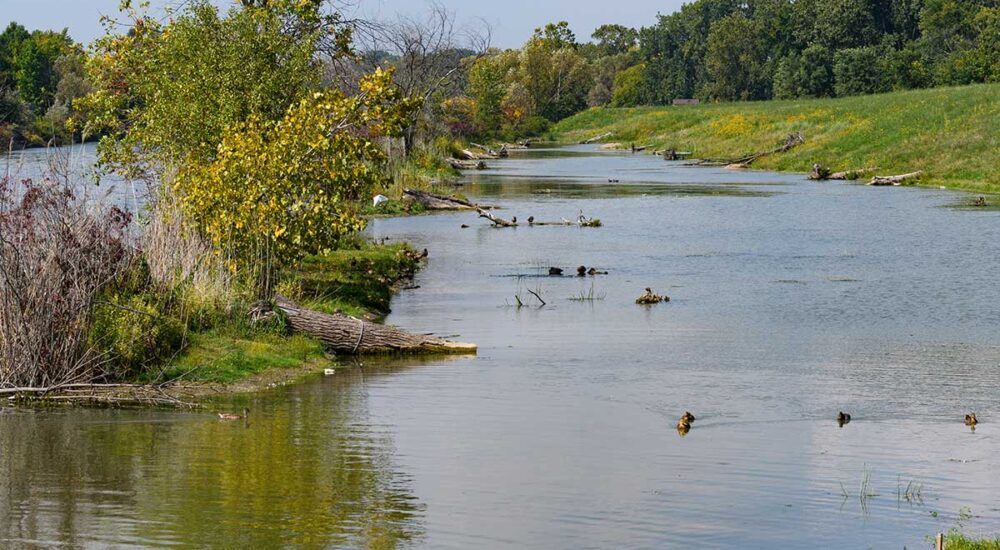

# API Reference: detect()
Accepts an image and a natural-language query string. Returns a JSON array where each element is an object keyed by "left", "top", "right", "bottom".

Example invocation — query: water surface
[{"left": 2, "top": 145, "right": 999, "bottom": 549}]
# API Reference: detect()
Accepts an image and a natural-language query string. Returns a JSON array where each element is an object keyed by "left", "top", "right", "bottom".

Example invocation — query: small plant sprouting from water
[
  {"left": 567, "top": 282, "right": 606, "bottom": 302},
  {"left": 507, "top": 277, "right": 546, "bottom": 308},
  {"left": 859, "top": 465, "right": 878, "bottom": 502},
  {"left": 897, "top": 476, "right": 924, "bottom": 505},
  {"left": 839, "top": 465, "right": 880, "bottom": 513}
]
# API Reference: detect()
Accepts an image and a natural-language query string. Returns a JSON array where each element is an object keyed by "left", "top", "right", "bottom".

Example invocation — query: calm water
[{"left": 2, "top": 145, "right": 999, "bottom": 548}]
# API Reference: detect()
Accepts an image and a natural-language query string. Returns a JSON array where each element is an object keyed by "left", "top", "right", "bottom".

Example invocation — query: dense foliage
[
  {"left": 0, "top": 22, "right": 89, "bottom": 146},
  {"left": 414, "top": 0, "right": 1000, "bottom": 142}
]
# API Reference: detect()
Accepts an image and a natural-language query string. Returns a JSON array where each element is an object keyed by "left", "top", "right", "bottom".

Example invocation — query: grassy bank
[
  {"left": 552, "top": 83, "right": 1000, "bottom": 193},
  {"left": 153, "top": 240, "right": 424, "bottom": 385}
]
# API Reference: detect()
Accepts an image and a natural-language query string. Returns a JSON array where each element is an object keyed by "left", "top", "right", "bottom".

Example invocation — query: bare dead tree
[{"left": 355, "top": 1, "right": 492, "bottom": 156}]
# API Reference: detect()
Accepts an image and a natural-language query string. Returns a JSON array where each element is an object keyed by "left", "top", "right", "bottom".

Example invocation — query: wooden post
[{"left": 936, "top": 532, "right": 944, "bottom": 550}]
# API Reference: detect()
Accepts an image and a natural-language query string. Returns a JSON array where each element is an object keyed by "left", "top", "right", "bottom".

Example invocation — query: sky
[{"left": 0, "top": 0, "right": 686, "bottom": 48}]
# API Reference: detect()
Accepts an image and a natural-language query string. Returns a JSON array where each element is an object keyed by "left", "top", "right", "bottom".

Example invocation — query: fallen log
[
  {"left": 469, "top": 142, "right": 501, "bottom": 158},
  {"left": 656, "top": 149, "right": 693, "bottom": 160},
  {"left": 403, "top": 188, "right": 486, "bottom": 210},
  {"left": 581, "top": 131, "right": 614, "bottom": 144},
  {"left": 275, "top": 295, "right": 476, "bottom": 354},
  {"left": 809, "top": 164, "right": 876, "bottom": 181},
  {"left": 456, "top": 148, "right": 496, "bottom": 161},
  {"left": 445, "top": 158, "right": 486, "bottom": 170},
  {"left": 477, "top": 208, "right": 517, "bottom": 227},
  {"left": 869, "top": 171, "right": 923, "bottom": 186},
  {"left": 695, "top": 132, "right": 805, "bottom": 167}
]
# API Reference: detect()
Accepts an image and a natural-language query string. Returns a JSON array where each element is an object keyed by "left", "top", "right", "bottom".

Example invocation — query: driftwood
[
  {"left": 581, "top": 131, "right": 614, "bottom": 144},
  {"left": 477, "top": 208, "right": 517, "bottom": 227},
  {"left": 657, "top": 149, "right": 693, "bottom": 160},
  {"left": 275, "top": 295, "right": 476, "bottom": 354},
  {"left": 469, "top": 142, "right": 501, "bottom": 158},
  {"left": 478, "top": 210, "right": 602, "bottom": 228},
  {"left": 694, "top": 132, "right": 805, "bottom": 167},
  {"left": 869, "top": 171, "right": 924, "bottom": 186},
  {"left": 445, "top": 158, "right": 486, "bottom": 170},
  {"left": 403, "top": 188, "right": 486, "bottom": 210},
  {"left": 808, "top": 164, "right": 876, "bottom": 181}
]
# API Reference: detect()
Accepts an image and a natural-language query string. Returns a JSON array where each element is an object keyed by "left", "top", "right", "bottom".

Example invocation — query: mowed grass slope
[{"left": 553, "top": 83, "right": 1000, "bottom": 193}]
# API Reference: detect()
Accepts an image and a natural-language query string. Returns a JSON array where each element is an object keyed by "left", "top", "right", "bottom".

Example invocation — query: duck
[
  {"left": 527, "top": 216, "right": 535, "bottom": 224},
  {"left": 577, "top": 265, "right": 587, "bottom": 276},
  {"left": 676, "top": 417, "right": 691, "bottom": 432},
  {"left": 681, "top": 411, "right": 696, "bottom": 423},
  {"left": 837, "top": 411, "right": 851, "bottom": 426},
  {"left": 218, "top": 408, "right": 249, "bottom": 421},
  {"left": 965, "top": 413, "right": 978, "bottom": 426},
  {"left": 548, "top": 267, "right": 563, "bottom": 276},
  {"left": 511, "top": 216, "right": 517, "bottom": 224}
]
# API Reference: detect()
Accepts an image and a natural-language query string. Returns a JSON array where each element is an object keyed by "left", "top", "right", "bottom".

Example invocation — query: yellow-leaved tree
[{"left": 177, "top": 68, "right": 421, "bottom": 295}]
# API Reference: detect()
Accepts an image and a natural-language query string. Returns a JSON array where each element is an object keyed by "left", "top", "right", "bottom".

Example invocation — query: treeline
[
  {"left": 406, "top": 0, "right": 1000, "bottom": 142},
  {"left": 0, "top": 22, "right": 90, "bottom": 146}
]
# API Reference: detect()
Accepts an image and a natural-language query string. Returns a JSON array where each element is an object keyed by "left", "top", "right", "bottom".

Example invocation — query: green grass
[
  {"left": 552, "top": 83, "right": 1000, "bottom": 193},
  {"left": 158, "top": 240, "right": 422, "bottom": 383},
  {"left": 285, "top": 240, "right": 422, "bottom": 319},
  {"left": 151, "top": 326, "right": 328, "bottom": 384},
  {"left": 944, "top": 533, "right": 1000, "bottom": 550}
]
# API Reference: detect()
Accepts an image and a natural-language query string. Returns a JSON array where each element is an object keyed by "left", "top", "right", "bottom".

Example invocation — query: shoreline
[{"left": 550, "top": 83, "right": 1000, "bottom": 196}]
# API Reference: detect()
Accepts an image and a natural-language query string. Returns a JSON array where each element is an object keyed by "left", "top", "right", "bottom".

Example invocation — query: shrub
[{"left": 0, "top": 177, "right": 133, "bottom": 387}]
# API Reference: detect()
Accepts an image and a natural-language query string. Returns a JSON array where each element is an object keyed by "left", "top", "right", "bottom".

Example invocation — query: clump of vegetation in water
[{"left": 635, "top": 287, "right": 668, "bottom": 305}]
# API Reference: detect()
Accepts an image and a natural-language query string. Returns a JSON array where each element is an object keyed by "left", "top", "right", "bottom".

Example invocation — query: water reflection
[{"left": 0, "top": 365, "right": 427, "bottom": 548}]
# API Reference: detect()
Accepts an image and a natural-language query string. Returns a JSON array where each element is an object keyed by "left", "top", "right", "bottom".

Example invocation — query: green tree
[
  {"left": 611, "top": 63, "right": 647, "bottom": 107},
  {"left": 590, "top": 24, "right": 638, "bottom": 56},
  {"left": 519, "top": 36, "right": 592, "bottom": 121},
  {"left": 704, "top": 15, "right": 771, "bottom": 100},
  {"left": 466, "top": 51, "right": 512, "bottom": 134},
  {"left": 533, "top": 22, "right": 577, "bottom": 50},
  {"left": 833, "top": 46, "right": 890, "bottom": 96},
  {"left": 82, "top": 0, "right": 334, "bottom": 175}
]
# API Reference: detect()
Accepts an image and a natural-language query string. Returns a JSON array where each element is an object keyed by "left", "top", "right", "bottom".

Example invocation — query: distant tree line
[
  {"left": 0, "top": 22, "right": 90, "bottom": 146},
  {"left": 398, "top": 0, "right": 1000, "bottom": 142}
]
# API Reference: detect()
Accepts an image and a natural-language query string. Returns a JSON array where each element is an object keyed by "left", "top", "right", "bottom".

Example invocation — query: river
[{"left": 2, "top": 144, "right": 999, "bottom": 548}]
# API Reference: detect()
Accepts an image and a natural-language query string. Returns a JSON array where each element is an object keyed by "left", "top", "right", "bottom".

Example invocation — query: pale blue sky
[{"left": 0, "top": 0, "right": 685, "bottom": 48}]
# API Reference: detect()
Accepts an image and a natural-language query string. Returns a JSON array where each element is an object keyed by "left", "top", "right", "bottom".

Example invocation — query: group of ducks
[{"left": 674, "top": 411, "right": 981, "bottom": 434}]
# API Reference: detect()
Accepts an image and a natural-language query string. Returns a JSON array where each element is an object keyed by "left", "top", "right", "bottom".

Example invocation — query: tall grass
[{"left": 553, "top": 83, "right": 1000, "bottom": 193}]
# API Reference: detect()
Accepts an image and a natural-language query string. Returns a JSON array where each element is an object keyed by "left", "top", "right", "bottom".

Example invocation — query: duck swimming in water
[
  {"left": 681, "top": 411, "right": 696, "bottom": 423},
  {"left": 965, "top": 413, "right": 978, "bottom": 426},
  {"left": 837, "top": 411, "right": 851, "bottom": 426},
  {"left": 218, "top": 408, "right": 250, "bottom": 421},
  {"left": 676, "top": 417, "right": 691, "bottom": 433}
]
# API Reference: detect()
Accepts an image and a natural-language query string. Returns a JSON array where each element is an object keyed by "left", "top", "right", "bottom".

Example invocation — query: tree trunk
[
  {"left": 275, "top": 296, "right": 476, "bottom": 355},
  {"left": 403, "top": 125, "right": 416, "bottom": 158}
]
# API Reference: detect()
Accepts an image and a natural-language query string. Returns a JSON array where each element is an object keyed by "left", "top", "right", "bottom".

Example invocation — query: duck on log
[{"left": 275, "top": 295, "right": 476, "bottom": 354}]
